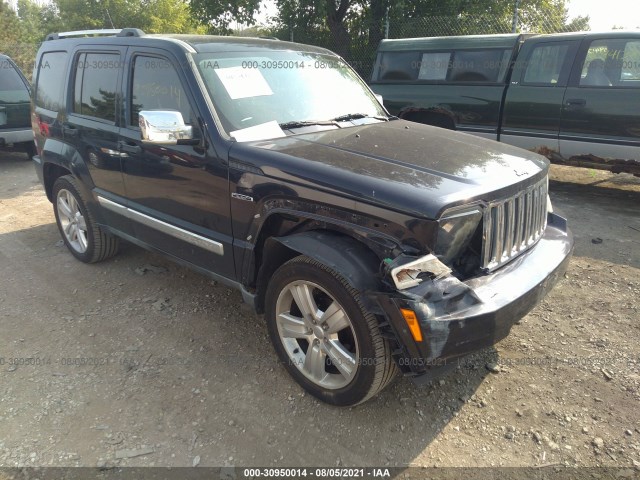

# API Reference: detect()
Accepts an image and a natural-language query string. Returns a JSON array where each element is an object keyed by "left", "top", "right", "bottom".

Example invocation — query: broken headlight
[{"left": 434, "top": 206, "right": 483, "bottom": 265}]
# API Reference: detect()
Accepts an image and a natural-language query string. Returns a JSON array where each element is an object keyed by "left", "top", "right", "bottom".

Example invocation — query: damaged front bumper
[{"left": 375, "top": 212, "right": 573, "bottom": 384}]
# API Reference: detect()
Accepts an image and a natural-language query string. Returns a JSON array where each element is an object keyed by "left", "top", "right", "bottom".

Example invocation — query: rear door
[
  {"left": 64, "top": 47, "right": 130, "bottom": 233},
  {"left": 559, "top": 36, "right": 640, "bottom": 164},
  {"left": 501, "top": 38, "right": 580, "bottom": 154},
  {"left": 66, "top": 47, "right": 127, "bottom": 198}
]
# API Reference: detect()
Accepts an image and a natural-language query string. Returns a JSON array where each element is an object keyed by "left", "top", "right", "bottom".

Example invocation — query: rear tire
[
  {"left": 23, "top": 142, "right": 36, "bottom": 160},
  {"left": 52, "top": 175, "right": 119, "bottom": 263},
  {"left": 265, "top": 255, "right": 397, "bottom": 406}
]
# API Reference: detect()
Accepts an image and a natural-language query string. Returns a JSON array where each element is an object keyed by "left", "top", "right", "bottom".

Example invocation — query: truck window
[
  {"left": 377, "top": 52, "right": 420, "bottom": 81},
  {"left": 523, "top": 43, "right": 570, "bottom": 85},
  {"left": 621, "top": 41, "right": 640, "bottom": 81},
  {"left": 73, "top": 52, "right": 119, "bottom": 122},
  {"left": 580, "top": 39, "right": 640, "bottom": 87},
  {"left": 417, "top": 52, "right": 450, "bottom": 80},
  {"left": 448, "top": 49, "right": 512, "bottom": 83}
]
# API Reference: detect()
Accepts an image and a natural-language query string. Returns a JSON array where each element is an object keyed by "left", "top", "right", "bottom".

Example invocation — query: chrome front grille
[{"left": 481, "top": 176, "right": 548, "bottom": 271}]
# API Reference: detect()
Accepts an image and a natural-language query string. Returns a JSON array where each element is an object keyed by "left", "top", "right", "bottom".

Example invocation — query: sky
[{"left": 567, "top": 0, "right": 640, "bottom": 30}]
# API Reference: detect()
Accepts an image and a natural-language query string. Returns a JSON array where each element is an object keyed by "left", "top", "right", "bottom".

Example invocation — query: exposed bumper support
[{"left": 376, "top": 213, "right": 573, "bottom": 381}]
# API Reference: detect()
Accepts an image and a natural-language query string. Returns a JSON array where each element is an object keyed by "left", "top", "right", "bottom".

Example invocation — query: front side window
[
  {"left": 523, "top": 43, "right": 570, "bottom": 85},
  {"left": 35, "top": 51, "right": 68, "bottom": 111},
  {"left": 581, "top": 39, "right": 640, "bottom": 86},
  {"left": 195, "top": 51, "right": 387, "bottom": 141},
  {"left": 73, "top": 52, "right": 119, "bottom": 122},
  {"left": 129, "top": 56, "right": 193, "bottom": 126},
  {"left": 621, "top": 40, "right": 640, "bottom": 81}
]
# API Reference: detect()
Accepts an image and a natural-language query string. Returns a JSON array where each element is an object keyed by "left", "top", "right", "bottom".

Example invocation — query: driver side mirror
[{"left": 139, "top": 110, "right": 194, "bottom": 145}]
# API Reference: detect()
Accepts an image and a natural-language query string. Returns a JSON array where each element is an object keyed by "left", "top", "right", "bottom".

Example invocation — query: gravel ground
[{"left": 0, "top": 151, "right": 639, "bottom": 469}]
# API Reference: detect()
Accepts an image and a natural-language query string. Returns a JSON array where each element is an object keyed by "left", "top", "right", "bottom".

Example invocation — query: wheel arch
[
  {"left": 254, "top": 231, "right": 384, "bottom": 314},
  {"left": 43, "top": 162, "right": 72, "bottom": 201},
  {"left": 40, "top": 138, "right": 92, "bottom": 202}
]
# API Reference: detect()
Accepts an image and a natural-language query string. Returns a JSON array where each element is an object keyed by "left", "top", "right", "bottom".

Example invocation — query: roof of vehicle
[
  {"left": 41, "top": 29, "right": 336, "bottom": 56},
  {"left": 523, "top": 30, "right": 640, "bottom": 41},
  {"left": 378, "top": 34, "right": 525, "bottom": 52},
  {"left": 377, "top": 30, "right": 640, "bottom": 52}
]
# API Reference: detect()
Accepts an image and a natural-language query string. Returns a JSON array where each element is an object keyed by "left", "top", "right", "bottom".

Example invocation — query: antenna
[{"left": 104, "top": 7, "right": 115, "bottom": 29}]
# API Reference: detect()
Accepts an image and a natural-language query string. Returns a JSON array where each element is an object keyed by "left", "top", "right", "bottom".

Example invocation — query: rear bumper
[
  {"left": 0, "top": 127, "right": 32, "bottom": 146},
  {"left": 376, "top": 213, "right": 573, "bottom": 380}
]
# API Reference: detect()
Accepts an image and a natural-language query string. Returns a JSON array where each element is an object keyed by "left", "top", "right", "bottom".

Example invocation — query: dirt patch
[{"left": 0, "top": 153, "right": 638, "bottom": 468}]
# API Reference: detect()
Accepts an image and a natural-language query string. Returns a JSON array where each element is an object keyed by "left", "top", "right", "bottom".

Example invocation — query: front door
[
  {"left": 501, "top": 39, "right": 579, "bottom": 155},
  {"left": 118, "top": 49, "right": 235, "bottom": 279},
  {"left": 559, "top": 36, "right": 640, "bottom": 163}
]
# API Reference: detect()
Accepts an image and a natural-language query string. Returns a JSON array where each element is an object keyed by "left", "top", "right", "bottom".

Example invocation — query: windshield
[{"left": 193, "top": 51, "right": 387, "bottom": 141}]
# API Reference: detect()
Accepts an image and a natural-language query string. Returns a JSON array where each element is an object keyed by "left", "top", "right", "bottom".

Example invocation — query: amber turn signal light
[{"left": 400, "top": 308, "right": 423, "bottom": 342}]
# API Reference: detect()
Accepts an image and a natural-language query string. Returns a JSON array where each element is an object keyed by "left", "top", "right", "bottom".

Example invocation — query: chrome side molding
[{"left": 97, "top": 196, "right": 224, "bottom": 256}]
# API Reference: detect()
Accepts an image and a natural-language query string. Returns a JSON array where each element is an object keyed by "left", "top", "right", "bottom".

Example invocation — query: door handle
[
  {"left": 118, "top": 141, "right": 142, "bottom": 154},
  {"left": 62, "top": 124, "right": 78, "bottom": 137},
  {"left": 565, "top": 98, "right": 586, "bottom": 106}
]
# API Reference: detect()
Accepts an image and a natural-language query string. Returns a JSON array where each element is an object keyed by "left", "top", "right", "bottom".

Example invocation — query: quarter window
[{"left": 35, "top": 51, "right": 68, "bottom": 111}]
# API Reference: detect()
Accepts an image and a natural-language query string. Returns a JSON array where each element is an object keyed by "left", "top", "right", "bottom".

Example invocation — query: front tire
[
  {"left": 265, "top": 255, "right": 397, "bottom": 406},
  {"left": 52, "top": 175, "right": 119, "bottom": 263}
]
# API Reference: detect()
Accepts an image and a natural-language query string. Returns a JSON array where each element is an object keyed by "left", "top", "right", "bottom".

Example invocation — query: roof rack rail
[{"left": 45, "top": 28, "right": 145, "bottom": 41}]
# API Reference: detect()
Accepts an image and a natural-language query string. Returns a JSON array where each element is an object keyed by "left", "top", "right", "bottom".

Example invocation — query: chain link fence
[{"left": 270, "top": 13, "right": 589, "bottom": 80}]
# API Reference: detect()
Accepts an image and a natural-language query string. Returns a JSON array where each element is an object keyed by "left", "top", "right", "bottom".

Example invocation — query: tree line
[{"left": 1, "top": 0, "right": 589, "bottom": 77}]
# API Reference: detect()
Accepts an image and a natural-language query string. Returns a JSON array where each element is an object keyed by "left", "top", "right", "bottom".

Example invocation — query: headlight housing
[{"left": 433, "top": 206, "right": 483, "bottom": 265}]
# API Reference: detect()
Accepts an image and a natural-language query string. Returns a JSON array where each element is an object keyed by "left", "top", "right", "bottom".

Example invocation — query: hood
[{"left": 229, "top": 120, "right": 548, "bottom": 219}]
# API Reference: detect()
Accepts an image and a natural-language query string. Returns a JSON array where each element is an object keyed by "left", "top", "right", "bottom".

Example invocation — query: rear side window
[
  {"left": 580, "top": 38, "right": 640, "bottom": 87},
  {"left": 35, "top": 51, "right": 68, "bottom": 111},
  {"left": 73, "top": 52, "right": 120, "bottom": 122},
  {"left": 0, "top": 59, "right": 27, "bottom": 91},
  {"left": 523, "top": 43, "right": 570, "bottom": 85}
]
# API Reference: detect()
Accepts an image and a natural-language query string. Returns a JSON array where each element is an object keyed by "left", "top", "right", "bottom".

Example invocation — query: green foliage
[
  {"left": 0, "top": 0, "right": 39, "bottom": 77},
  {"left": 44, "top": 0, "right": 204, "bottom": 34},
  {"left": 268, "top": 0, "right": 590, "bottom": 78},
  {"left": 189, "top": 0, "right": 262, "bottom": 34}
]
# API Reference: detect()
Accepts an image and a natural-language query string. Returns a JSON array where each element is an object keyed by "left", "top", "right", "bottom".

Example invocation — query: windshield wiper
[
  {"left": 330, "top": 113, "right": 391, "bottom": 122},
  {"left": 279, "top": 120, "right": 341, "bottom": 130}
]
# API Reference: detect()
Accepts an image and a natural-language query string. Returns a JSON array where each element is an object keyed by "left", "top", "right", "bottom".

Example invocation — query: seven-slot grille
[{"left": 481, "top": 176, "right": 548, "bottom": 271}]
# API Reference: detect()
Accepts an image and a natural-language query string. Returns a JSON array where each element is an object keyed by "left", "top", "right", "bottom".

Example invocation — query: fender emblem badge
[{"left": 231, "top": 193, "right": 254, "bottom": 202}]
